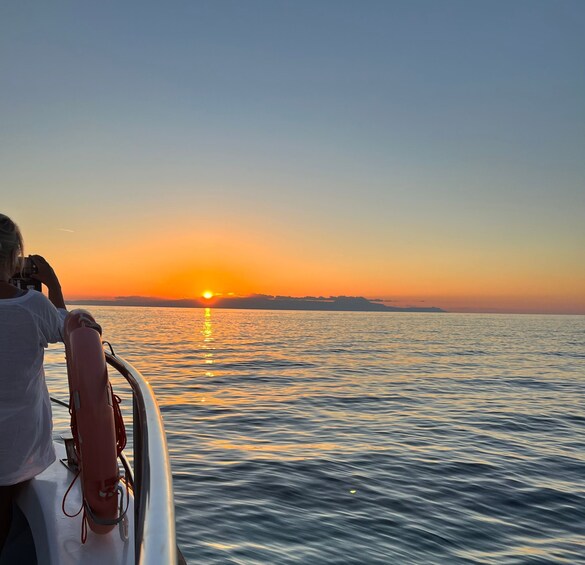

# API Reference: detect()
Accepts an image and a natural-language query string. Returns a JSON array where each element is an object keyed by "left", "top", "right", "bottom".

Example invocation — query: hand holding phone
[{"left": 9, "top": 256, "right": 42, "bottom": 292}]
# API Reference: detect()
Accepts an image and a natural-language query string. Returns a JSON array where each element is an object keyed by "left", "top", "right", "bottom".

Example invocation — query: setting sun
[{"left": 202, "top": 291, "right": 214, "bottom": 300}]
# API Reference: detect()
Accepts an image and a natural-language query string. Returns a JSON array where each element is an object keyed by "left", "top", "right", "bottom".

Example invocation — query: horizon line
[{"left": 62, "top": 294, "right": 585, "bottom": 316}]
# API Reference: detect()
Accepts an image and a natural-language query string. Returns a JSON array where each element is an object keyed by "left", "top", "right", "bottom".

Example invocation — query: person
[{"left": 0, "top": 213, "right": 69, "bottom": 553}]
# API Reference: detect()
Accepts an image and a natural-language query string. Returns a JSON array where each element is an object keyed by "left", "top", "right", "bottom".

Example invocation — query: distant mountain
[{"left": 68, "top": 294, "right": 445, "bottom": 313}]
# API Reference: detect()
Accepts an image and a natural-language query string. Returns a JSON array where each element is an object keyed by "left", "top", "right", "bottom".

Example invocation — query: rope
[
  {"left": 61, "top": 469, "right": 83, "bottom": 519},
  {"left": 84, "top": 484, "right": 129, "bottom": 527},
  {"left": 62, "top": 467, "right": 129, "bottom": 543},
  {"left": 111, "top": 386, "right": 127, "bottom": 456}
]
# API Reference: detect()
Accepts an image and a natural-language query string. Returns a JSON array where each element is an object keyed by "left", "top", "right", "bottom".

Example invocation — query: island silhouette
[{"left": 68, "top": 294, "right": 444, "bottom": 313}]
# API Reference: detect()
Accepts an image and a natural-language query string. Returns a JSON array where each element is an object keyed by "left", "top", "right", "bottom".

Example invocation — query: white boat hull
[{"left": 9, "top": 442, "right": 134, "bottom": 565}]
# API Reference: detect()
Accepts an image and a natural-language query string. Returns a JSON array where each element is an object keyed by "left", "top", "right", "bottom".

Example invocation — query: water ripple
[{"left": 45, "top": 309, "right": 585, "bottom": 564}]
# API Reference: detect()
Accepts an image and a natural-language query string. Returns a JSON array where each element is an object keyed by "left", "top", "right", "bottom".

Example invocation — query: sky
[{"left": 1, "top": 0, "right": 584, "bottom": 314}]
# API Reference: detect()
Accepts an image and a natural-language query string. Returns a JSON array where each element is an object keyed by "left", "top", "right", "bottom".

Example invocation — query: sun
[{"left": 202, "top": 291, "right": 214, "bottom": 300}]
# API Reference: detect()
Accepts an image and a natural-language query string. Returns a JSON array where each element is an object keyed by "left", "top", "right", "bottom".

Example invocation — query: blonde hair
[{"left": 0, "top": 214, "right": 24, "bottom": 280}]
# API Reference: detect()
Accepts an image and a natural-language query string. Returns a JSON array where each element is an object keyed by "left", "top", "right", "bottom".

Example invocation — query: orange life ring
[{"left": 64, "top": 310, "right": 119, "bottom": 534}]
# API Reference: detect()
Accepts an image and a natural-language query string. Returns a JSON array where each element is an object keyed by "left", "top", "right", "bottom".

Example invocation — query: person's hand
[
  {"left": 30, "top": 255, "right": 61, "bottom": 290},
  {"left": 30, "top": 255, "right": 66, "bottom": 309}
]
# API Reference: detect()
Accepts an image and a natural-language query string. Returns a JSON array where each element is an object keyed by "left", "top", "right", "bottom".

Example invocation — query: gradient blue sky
[{"left": 1, "top": 1, "right": 584, "bottom": 313}]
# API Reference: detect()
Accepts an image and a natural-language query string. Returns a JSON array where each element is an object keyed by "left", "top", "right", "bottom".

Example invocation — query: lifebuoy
[{"left": 64, "top": 309, "right": 120, "bottom": 535}]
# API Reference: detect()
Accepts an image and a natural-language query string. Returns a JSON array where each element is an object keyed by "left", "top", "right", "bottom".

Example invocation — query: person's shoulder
[
  {"left": 24, "top": 289, "right": 48, "bottom": 302},
  {"left": 21, "top": 290, "right": 54, "bottom": 310}
]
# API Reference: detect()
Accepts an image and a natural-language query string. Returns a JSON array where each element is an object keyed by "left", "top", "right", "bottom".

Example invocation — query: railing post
[{"left": 133, "top": 393, "right": 142, "bottom": 562}]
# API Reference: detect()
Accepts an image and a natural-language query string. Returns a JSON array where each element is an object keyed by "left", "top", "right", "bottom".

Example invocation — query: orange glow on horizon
[{"left": 19, "top": 218, "right": 584, "bottom": 315}]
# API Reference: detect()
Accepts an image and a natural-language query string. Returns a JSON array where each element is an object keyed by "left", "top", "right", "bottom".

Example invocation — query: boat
[{"left": 1, "top": 311, "right": 187, "bottom": 564}]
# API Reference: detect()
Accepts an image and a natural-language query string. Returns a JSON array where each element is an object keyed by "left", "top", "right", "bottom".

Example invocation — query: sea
[{"left": 44, "top": 307, "right": 585, "bottom": 564}]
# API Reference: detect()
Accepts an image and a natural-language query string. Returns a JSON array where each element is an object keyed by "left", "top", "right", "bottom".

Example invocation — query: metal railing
[{"left": 104, "top": 351, "right": 178, "bottom": 565}]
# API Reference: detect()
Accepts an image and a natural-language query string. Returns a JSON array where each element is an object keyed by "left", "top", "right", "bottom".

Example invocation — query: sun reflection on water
[{"left": 202, "top": 307, "right": 214, "bottom": 372}]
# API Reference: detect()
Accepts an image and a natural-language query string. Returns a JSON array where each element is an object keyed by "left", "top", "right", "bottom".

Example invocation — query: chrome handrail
[{"left": 105, "top": 351, "right": 178, "bottom": 565}]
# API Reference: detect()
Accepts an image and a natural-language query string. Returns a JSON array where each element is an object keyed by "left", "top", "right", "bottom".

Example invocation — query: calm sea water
[{"left": 44, "top": 307, "right": 585, "bottom": 564}]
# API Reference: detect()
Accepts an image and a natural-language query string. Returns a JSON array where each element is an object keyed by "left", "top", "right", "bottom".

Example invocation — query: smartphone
[{"left": 9, "top": 256, "right": 42, "bottom": 292}]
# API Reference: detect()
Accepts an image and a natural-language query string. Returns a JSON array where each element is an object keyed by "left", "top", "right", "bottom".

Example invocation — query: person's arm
[{"left": 30, "top": 255, "right": 66, "bottom": 310}]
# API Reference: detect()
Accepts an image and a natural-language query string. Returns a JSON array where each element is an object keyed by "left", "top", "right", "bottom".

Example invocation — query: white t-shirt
[{"left": 0, "top": 290, "right": 67, "bottom": 485}]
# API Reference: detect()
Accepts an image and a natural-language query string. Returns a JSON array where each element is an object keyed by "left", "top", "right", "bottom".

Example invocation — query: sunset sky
[{"left": 1, "top": 1, "right": 584, "bottom": 314}]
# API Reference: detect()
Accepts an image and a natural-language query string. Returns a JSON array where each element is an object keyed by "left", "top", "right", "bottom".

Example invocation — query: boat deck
[{"left": 3, "top": 442, "right": 134, "bottom": 565}]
